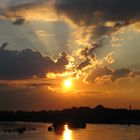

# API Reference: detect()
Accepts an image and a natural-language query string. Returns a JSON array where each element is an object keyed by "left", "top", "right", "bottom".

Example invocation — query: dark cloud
[
  {"left": 0, "top": 45, "right": 69, "bottom": 80},
  {"left": 0, "top": 85, "right": 55, "bottom": 111},
  {"left": 54, "top": 0, "right": 140, "bottom": 45},
  {"left": 77, "top": 58, "right": 91, "bottom": 70},
  {"left": 80, "top": 43, "right": 100, "bottom": 58},
  {"left": 77, "top": 44, "right": 100, "bottom": 70},
  {"left": 4, "top": 0, "right": 140, "bottom": 42},
  {"left": 0, "top": 42, "right": 8, "bottom": 49},
  {"left": 130, "top": 71, "right": 140, "bottom": 77},
  {"left": 12, "top": 17, "right": 26, "bottom": 25},
  {"left": 25, "top": 83, "right": 51, "bottom": 88},
  {"left": 111, "top": 68, "right": 131, "bottom": 82},
  {"left": 86, "top": 66, "right": 137, "bottom": 83},
  {"left": 56, "top": 52, "right": 69, "bottom": 71},
  {"left": 86, "top": 66, "right": 112, "bottom": 83},
  {"left": 0, "top": 83, "right": 12, "bottom": 91},
  {"left": 5, "top": 0, "right": 140, "bottom": 26},
  {"left": 1, "top": 0, "right": 140, "bottom": 79},
  {"left": 55, "top": 0, "right": 140, "bottom": 25}
]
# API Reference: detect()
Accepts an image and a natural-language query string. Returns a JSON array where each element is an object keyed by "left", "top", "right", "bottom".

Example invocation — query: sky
[{"left": 0, "top": 0, "right": 140, "bottom": 110}]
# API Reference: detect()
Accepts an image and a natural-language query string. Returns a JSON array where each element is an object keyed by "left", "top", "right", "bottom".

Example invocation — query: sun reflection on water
[{"left": 62, "top": 125, "right": 73, "bottom": 140}]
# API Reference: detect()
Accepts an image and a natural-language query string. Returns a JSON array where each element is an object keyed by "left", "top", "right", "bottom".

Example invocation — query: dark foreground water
[{"left": 0, "top": 122, "right": 140, "bottom": 140}]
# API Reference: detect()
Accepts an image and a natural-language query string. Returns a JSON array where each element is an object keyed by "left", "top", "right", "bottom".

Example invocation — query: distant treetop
[{"left": 94, "top": 105, "right": 105, "bottom": 110}]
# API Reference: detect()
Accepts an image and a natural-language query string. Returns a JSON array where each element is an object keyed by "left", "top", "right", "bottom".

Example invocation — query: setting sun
[{"left": 64, "top": 79, "right": 72, "bottom": 88}]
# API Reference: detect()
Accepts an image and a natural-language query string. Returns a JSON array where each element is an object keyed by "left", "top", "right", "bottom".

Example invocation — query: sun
[{"left": 64, "top": 79, "right": 72, "bottom": 88}]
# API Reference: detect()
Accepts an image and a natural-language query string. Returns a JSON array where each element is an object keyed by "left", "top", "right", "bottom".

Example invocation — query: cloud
[
  {"left": 130, "top": 71, "right": 140, "bottom": 77},
  {"left": 54, "top": 0, "right": 140, "bottom": 43},
  {"left": 56, "top": 52, "right": 69, "bottom": 71},
  {"left": 12, "top": 17, "right": 26, "bottom": 25},
  {"left": 5, "top": 0, "right": 140, "bottom": 61},
  {"left": 80, "top": 44, "right": 99, "bottom": 58},
  {"left": 55, "top": 0, "right": 140, "bottom": 25},
  {"left": 0, "top": 45, "right": 69, "bottom": 80},
  {"left": 0, "top": 83, "right": 12, "bottom": 91},
  {"left": 1, "top": 0, "right": 140, "bottom": 81},
  {"left": 4, "top": 0, "right": 140, "bottom": 26},
  {"left": 111, "top": 68, "right": 131, "bottom": 82},
  {"left": 0, "top": 84, "right": 59, "bottom": 111},
  {"left": 86, "top": 66, "right": 112, "bottom": 83},
  {"left": 76, "top": 43, "right": 99, "bottom": 70},
  {"left": 0, "top": 42, "right": 8, "bottom": 49},
  {"left": 105, "top": 52, "right": 114, "bottom": 64},
  {"left": 86, "top": 66, "right": 139, "bottom": 83},
  {"left": 77, "top": 58, "right": 91, "bottom": 70},
  {"left": 4, "top": 1, "right": 58, "bottom": 21},
  {"left": 2, "top": 0, "right": 140, "bottom": 48}
]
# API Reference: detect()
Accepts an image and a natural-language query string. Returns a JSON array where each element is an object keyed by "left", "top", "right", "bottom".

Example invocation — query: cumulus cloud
[
  {"left": 86, "top": 66, "right": 112, "bottom": 83},
  {"left": 86, "top": 66, "right": 140, "bottom": 83},
  {"left": 111, "top": 68, "right": 131, "bottom": 82},
  {"left": 4, "top": 1, "right": 140, "bottom": 59},
  {"left": 77, "top": 58, "right": 91, "bottom": 70},
  {"left": 0, "top": 45, "right": 69, "bottom": 80},
  {"left": 2, "top": 0, "right": 140, "bottom": 48},
  {"left": 1, "top": 0, "right": 140, "bottom": 81},
  {"left": 54, "top": 0, "right": 140, "bottom": 45},
  {"left": 80, "top": 44, "right": 99, "bottom": 58},
  {"left": 56, "top": 52, "right": 69, "bottom": 70},
  {"left": 105, "top": 52, "right": 114, "bottom": 64}
]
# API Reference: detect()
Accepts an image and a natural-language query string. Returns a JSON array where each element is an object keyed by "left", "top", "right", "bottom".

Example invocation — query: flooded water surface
[{"left": 0, "top": 122, "right": 140, "bottom": 140}]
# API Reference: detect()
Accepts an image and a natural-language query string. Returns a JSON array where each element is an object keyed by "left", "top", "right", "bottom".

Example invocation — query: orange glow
[
  {"left": 64, "top": 79, "right": 72, "bottom": 88},
  {"left": 46, "top": 72, "right": 76, "bottom": 79},
  {"left": 62, "top": 125, "right": 73, "bottom": 140}
]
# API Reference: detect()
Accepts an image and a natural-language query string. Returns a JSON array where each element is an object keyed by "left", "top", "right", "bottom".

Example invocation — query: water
[{"left": 0, "top": 122, "right": 140, "bottom": 140}]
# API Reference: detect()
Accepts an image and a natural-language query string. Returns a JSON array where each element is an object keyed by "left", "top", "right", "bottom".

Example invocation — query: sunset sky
[{"left": 0, "top": 0, "right": 140, "bottom": 110}]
